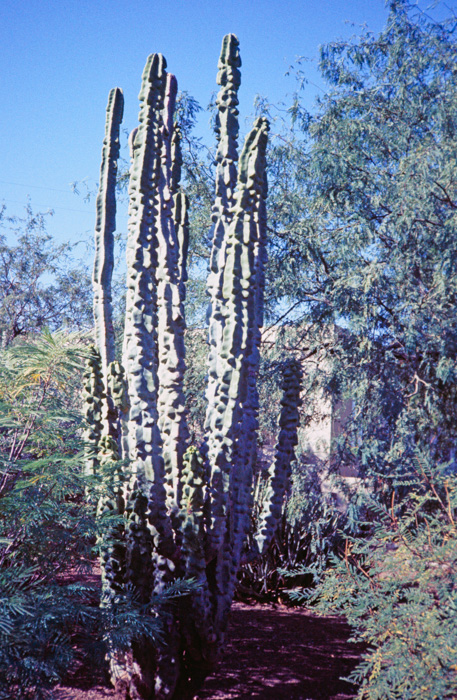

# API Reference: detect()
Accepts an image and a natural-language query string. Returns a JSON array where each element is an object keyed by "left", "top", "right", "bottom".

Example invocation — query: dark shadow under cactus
[{"left": 56, "top": 602, "right": 364, "bottom": 700}]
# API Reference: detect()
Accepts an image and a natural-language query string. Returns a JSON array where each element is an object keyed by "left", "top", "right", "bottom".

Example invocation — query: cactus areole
[{"left": 83, "top": 34, "right": 302, "bottom": 699}]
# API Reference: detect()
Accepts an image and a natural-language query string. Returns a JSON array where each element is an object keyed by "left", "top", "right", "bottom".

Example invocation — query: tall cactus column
[
  {"left": 93, "top": 87, "right": 124, "bottom": 440},
  {"left": 254, "top": 358, "right": 303, "bottom": 554},
  {"left": 87, "top": 88, "right": 126, "bottom": 613},
  {"left": 205, "top": 116, "right": 270, "bottom": 637},
  {"left": 205, "top": 34, "right": 241, "bottom": 419},
  {"left": 122, "top": 54, "right": 178, "bottom": 583},
  {"left": 83, "top": 34, "right": 302, "bottom": 700}
]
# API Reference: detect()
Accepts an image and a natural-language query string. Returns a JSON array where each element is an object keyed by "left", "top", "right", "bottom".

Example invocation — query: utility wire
[
  {"left": 1, "top": 198, "right": 94, "bottom": 215},
  {"left": 0, "top": 178, "right": 94, "bottom": 213},
  {"left": 0, "top": 178, "right": 79, "bottom": 194},
  {"left": 0, "top": 179, "right": 128, "bottom": 217}
]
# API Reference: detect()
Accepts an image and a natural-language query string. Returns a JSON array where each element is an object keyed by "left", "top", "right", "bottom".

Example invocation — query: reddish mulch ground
[{"left": 56, "top": 602, "right": 363, "bottom": 699}]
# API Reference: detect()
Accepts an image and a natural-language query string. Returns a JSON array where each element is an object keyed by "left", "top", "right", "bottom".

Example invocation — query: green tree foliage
[
  {"left": 290, "top": 0, "right": 457, "bottom": 482},
  {"left": 280, "top": 3, "right": 457, "bottom": 697},
  {"left": 0, "top": 205, "right": 92, "bottom": 348}
]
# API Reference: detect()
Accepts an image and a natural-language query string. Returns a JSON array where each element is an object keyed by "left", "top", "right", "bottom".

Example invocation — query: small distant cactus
[{"left": 83, "top": 35, "right": 301, "bottom": 700}]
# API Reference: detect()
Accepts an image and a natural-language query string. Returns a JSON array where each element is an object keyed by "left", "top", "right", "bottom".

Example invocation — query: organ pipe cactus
[
  {"left": 93, "top": 88, "right": 123, "bottom": 394},
  {"left": 84, "top": 34, "right": 302, "bottom": 700}
]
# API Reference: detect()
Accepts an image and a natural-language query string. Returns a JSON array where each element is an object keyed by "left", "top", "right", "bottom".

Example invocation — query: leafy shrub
[
  {"left": 0, "top": 332, "right": 99, "bottom": 697},
  {"left": 0, "top": 331, "right": 198, "bottom": 698},
  {"left": 287, "top": 460, "right": 457, "bottom": 699}
]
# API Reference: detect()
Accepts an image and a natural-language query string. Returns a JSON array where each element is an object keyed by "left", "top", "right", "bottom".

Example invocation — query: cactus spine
[{"left": 84, "top": 36, "right": 302, "bottom": 700}]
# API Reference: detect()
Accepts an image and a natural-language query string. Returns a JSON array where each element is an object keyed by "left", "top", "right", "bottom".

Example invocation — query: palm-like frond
[{"left": 6, "top": 328, "right": 91, "bottom": 395}]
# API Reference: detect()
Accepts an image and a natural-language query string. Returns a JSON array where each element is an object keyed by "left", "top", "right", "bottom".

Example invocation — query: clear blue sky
[{"left": 0, "top": 0, "right": 394, "bottom": 255}]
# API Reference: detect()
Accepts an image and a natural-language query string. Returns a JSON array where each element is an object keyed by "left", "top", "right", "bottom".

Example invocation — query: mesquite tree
[{"left": 83, "top": 35, "right": 302, "bottom": 699}]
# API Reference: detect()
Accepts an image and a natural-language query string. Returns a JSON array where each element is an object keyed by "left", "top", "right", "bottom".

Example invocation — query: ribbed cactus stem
[
  {"left": 177, "top": 447, "right": 216, "bottom": 665},
  {"left": 224, "top": 167, "right": 269, "bottom": 610},
  {"left": 122, "top": 53, "right": 174, "bottom": 566},
  {"left": 82, "top": 346, "right": 105, "bottom": 477},
  {"left": 107, "top": 361, "right": 129, "bottom": 413},
  {"left": 205, "top": 117, "right": 269, "bottom": 638},
  {"left": 237, "top": 168, "right": 268, "bottom": 472},
  {"left": 206, "top": 34, "right": 241, "bottom": 419},
  {"left": 93, "top": 88, "right": 124, "bottom": 386},
  {"left": 174, "top": 191, "right": 189, "bottom": 302},
  {"left": 232, "top": 162, "right": 268, "bottom": 501},
  {"left": 107, "top": 361, "right": 129, "bottom": 459},
  {"left": 170, "top": 126, "right": 183, "bottom": 195},
  {"left": 171, "top": 127, "right": 189, "bottom": 303},
  {"left": 128, "top": 126, "right": 138, "bottom": 162},
  {"left": 254, "top": 358, "right": 303, "bottom": 554},
  {"left": 122, "top": 52, "right": 164, "bottom": 491},
  {"left": 97, "top": 434, "right": 125, "bottom": 604},
  {"left": 180, "top": 447, "right": 206, "bottom": 573},
  {"left": 213, "top": 33, "right": 241, "bottom": 224},
  {"left": 205, "top": 116, "right": 269, "bottom": 560},
  {"left": 155, "top": 72, "right": 189, "bottom": 518}
]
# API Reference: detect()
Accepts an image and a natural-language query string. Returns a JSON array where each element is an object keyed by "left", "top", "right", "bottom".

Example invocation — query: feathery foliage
[
  {"left": 288, "top": 461, "right": 457, "bottom": 699},
  {"left": 0, "top": 331, "right": 198, "bottom": 698},
  {"left": 0, "top": 206, "right": 92, "bottom": 348},
  {"left": 279, "top": 3, "right": 457, "bottom": 698}
]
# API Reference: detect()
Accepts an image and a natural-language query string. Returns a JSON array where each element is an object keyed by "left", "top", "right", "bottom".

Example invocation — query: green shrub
[
  {"left": 0, "top": 332, "right": 99, "bottom": 697},
  {"left": 287, "top": 460, "right": 457, "bottom": 699},
  {"left": 0, "top": 331, "right": 197, "bottom": 698}
]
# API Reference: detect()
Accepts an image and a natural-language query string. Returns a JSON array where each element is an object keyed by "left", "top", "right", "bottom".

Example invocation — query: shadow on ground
[
  {"left": 56, "top": 601, "right": 363, "bottom": 699},
  {"left": 195, "top": 602, "right": 362, "bottom": 700}
]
